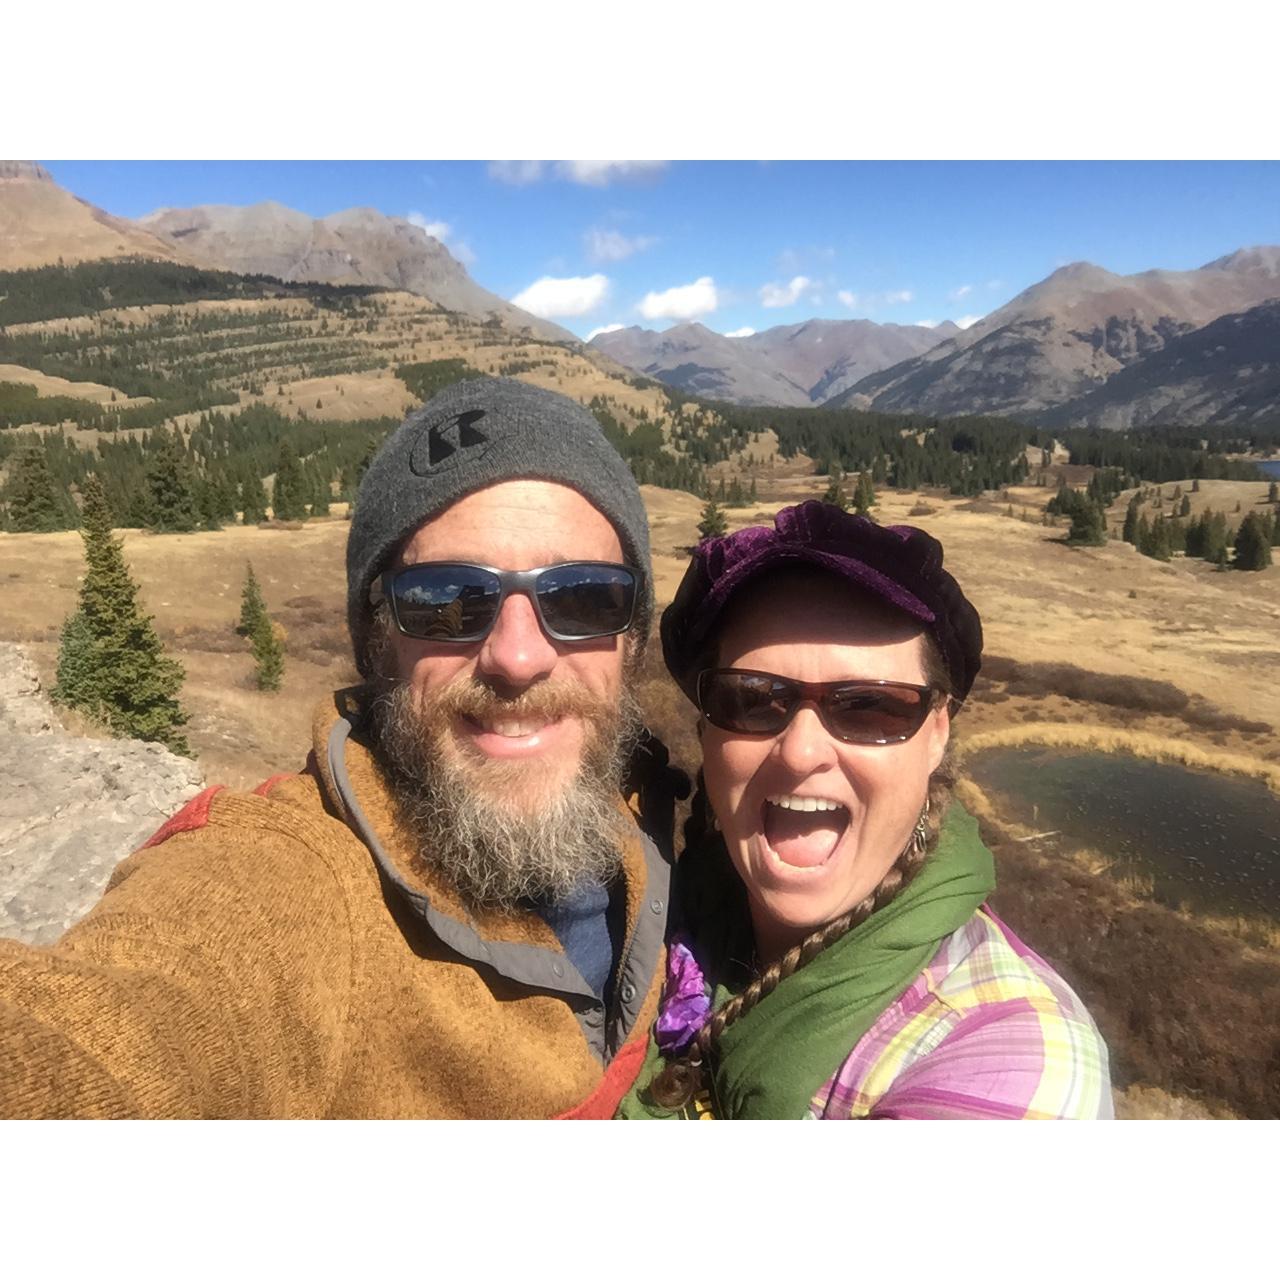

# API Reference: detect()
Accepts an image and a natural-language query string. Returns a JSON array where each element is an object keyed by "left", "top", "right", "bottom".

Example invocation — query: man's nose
[
  {"left": 476, "top": 590, "right": 559, "bottom": 688},
  {"left": 774, "top": 703, "right": 838, "bottom": 775}
]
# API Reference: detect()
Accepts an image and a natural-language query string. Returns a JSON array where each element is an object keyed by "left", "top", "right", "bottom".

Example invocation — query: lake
[{"left": 966, "top": 746, "right": 1280, "bottom": 919}]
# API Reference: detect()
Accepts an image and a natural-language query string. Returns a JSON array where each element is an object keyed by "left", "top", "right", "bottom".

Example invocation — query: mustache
[{"left": 416, "top": 675, "right": 620, "bottom": 730}]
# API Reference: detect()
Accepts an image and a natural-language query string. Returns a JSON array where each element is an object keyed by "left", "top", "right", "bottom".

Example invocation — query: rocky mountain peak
[{"left": 0, "top": 161, "right": 52, "bottom": 183}]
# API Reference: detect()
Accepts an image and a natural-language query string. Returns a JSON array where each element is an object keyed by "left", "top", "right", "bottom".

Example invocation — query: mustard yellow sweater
[{"left": 0, "top": 689, "right": 671, "bottom": 1118}]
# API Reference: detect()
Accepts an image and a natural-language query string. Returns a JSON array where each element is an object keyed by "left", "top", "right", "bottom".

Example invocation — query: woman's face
[{"left": 700, "top": 570, "right": 951, "bottom": 962}]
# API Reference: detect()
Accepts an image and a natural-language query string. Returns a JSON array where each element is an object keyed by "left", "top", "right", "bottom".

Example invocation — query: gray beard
[{"left": 367, "top": 674, "right": 643, "bottom": 913}]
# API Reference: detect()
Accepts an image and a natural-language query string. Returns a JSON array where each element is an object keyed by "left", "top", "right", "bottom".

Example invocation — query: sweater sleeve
[{"left": 0, "top": 790, "right": 356, "bottom": 1118}]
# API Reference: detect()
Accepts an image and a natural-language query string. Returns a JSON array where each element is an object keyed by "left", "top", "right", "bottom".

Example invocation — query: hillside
[
  {"left": 0, "top": 162, "right": 182, "bottom": 270},
  {"left": 1039, "top": 298, "right": 1280, "bottom": 429},
  {"left": 590, "top": 317, "right": 955, "bottom": 407},
  {"left": 837, "top": 247, "right": 1280, "bottom": 422},
  {"left": 139, "top": 201, "right": 576, "bottom": 344}
]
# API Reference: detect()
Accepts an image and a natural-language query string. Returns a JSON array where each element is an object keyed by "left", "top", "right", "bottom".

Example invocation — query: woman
[{"left": 620, "top": 501, "right": 1112, "bottom": 1119}]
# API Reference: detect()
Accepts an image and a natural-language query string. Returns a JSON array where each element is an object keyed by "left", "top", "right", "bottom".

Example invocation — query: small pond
[
  {"left": 1256, "top": 460, "right": 1280, "bottom": 480},
  {"left": 965, "top": 747, "right": 1280, "bottom": 919}
]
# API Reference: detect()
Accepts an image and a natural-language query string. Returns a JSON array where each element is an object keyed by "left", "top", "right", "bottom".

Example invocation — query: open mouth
[{"left": 761, "top": 794, "right": 851, "bottom": 869}]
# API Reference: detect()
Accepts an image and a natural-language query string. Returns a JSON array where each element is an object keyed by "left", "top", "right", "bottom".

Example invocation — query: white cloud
[
  {"left": 837, "top": 290, "right": 859, "bottom": 309},
  {"left": 948, "top": 284, "right": 973, "bottom": 301},
  {"left": 556, "top": 161, "right": 667, "bottom": 186},
  {"left": 955, "top": 314, "right": 984, "bottom": 329},
  {"left": 586, "top": 323, "right": 625, "bottom": 341},
  {"left": 451, "top": 240, "right": 476, "bottom": 266},
  {"left": 916, "top": 319, "right": 939, "bottom": 328},
  {"left": 986, "top": 278, "right": 1004, "bottom": 291},
  {"left": 584, "top": 227, "right": 657, "bottom": 263},
  {"left": 408, "top": 212, "right": 451, "bottom": 241},
  {"left": 488, "top": 160, "right": 668, "bottom": 187},
  {"left": 884, "top": 289, "right": 914, "bottom": 305},
  {"left": 488, "top": 161, "right": 545, "bottom": 185},
  {"left": 638, "top": 276, "right": 718, "bottom": 321},
  {"left": 759, "top": 275, "right": 812, "bottom": 308},
  {"left": 511, "top": 273, "right": 609, "bottom": 318},
  {"left": 724, "top": 326, "right": 756, "bottom": 337}
]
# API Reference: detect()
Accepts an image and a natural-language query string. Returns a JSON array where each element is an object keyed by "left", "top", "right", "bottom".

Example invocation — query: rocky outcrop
[{"left": 0, "top": 643, "right": 204, "bottom": 945}]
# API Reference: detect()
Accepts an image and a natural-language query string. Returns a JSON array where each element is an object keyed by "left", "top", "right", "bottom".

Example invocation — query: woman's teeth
[{"left": 766, "top": 794, "right": 845, "bottom": 813}]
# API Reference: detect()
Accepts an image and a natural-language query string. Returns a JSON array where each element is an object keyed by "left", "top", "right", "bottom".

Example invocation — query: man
[{"left": 0, "top": 378, "right": 682, "bottom": 1118}]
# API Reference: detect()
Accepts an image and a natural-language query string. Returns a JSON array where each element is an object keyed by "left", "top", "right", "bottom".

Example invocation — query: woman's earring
[{"left": 912, "top": 803, "right": 929, "bottom": 857}]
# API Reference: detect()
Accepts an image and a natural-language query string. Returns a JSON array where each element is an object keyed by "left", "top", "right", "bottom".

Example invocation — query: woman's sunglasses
[
  {"left": 696, "top": 668, "right": 941, "bottom": 745},
  {"left": 372, "top": 561, "right": 638, "bottom": 643}
]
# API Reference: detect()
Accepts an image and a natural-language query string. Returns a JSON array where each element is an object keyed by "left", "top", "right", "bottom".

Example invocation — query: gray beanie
[{"left": 347, "top": 376, "right": 653, "bottom": 677}]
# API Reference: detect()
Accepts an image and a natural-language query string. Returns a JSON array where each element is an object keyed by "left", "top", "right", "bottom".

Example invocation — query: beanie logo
[{"left": 410, "top": 409, "right": 492, "bottom": 475}]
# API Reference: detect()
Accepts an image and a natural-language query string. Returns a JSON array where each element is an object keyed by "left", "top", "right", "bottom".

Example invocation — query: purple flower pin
[{"left": 655, "top": 932, "right": 712, "bottom": 1056}]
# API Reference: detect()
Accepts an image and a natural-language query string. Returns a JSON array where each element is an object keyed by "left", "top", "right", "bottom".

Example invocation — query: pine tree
[
  {"left": 51, "top": 608, "right": 99, "bottom": 714},
  {"left": 1269, "top": 480, "right": 1278, "bottom": 504},
  {"left": 53, "top": 476, "right": 189, "bottom": 753},
  {"left": 1191, "top": 478, "right": 1201, "bottom": 493},
  {"left": 272, "top": 442, "right": 307, "bottom": 521},
  {"left": 697, "top": 498, "right": 728, "bottom": 539},
  {"left": 310, "top": 463, "right": 332, "bottom": 516},
  {"left": 240, "top": 469, "right": 268, "bottom": 524},
  {"left": 1233, "top": 514, "right": 1273, "bottom": 571},
  {"left": 1122, "top": 495, "right": 1141, "bottom": 545},
  {"left": 251, "top": 610, "right": 285, "bottom": 692},
  {"left": 822, "top": 467, "right": 848, "bottom": 510},
  {"left": 1179, "top": 495, "right": 1191, "bottom": 518},
  {"left": 238, "top": 562, "right": 268, "bottom": 636},
  {"left": 5, "top": 442, "right": 65, "bottom": 532},
  {"left": 1068, "top": 499, "right": 1107, "bottom": 547},
  {"left": 145, "top": 431, "right": 199, "bottom": 532},
  {"left": 748, "top": 476, "right": 758, "bottom": 502},
  {"left": 853, "top": 471, "right": 876, "bottom": 515}
]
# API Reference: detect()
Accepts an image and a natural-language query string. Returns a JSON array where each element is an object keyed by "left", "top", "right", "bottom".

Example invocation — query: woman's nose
[{"left": 773, "top": 703, "right": 838, "bottom": 774}]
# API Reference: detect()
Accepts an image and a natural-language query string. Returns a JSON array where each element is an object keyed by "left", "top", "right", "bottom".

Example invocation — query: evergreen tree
[
  {"left": 1178, "top": 495, "right": 1191, "bottom": 518},
  {"left": 1122, "top": 495, "right": 1142, "bottom": 545},
  {"left": 697, "top": 498, "right": 728, "bottom": 539},
  {"left": 251, "top": 609, "right": 285, "bottom": 692},
  {"left": 726, "top": 477, "right": 745, "bottom": 506},
  {"left": 1192, "top": 477, "right": 1201, "bottom": 493},
  {"left": 853, "top": 471, "right": 876, "bottom": 515},
  {"left": 1146, "top": 518, "right": 1172, "bottom": 562},
  {"left": 5, "top": 442, "right": 65, "bottom": 532},
  {"left": 272, "top": 441, "right": 307, "bottom": 521},
  {"left": 310, "top": 463, "right": 331, "bottom": 516},
  {"left": 240, "top": 470, "right": 268, "bottom": 524},
  {"left": 52, "top": 476, "right": 189, "bottom": 753},
  {"left": 1067, "top": 499, "right": 1107, "bottom": 547},
  {"left": 51, "top": 608, "right": 99, "bottom": 714},
  {"left": 1269, "top": 480, "right": 1278, "bottom": 504},
  {"left": 238, "top": 562, "right": 268, "bottom": 636},
  {"left": 822, "top": 467, "right": 848, "bottom": 510},
  {"left": 145, "top": 431, "right": 199, "bottom": 532},
  {"left": 748, "top": 476, "right": 758, "bottom": 502},
  {"left": 1233, "top": 514, "right": 1273, "bottom": 571}
]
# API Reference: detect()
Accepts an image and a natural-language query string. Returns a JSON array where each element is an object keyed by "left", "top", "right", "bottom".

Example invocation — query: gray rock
[{"left": 0, "top": 644, "right": 205, "bottom": 946}]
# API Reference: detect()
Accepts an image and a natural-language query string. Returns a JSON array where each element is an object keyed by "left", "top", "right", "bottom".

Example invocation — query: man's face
[
  {"left": 368, "top": 479, "right": 641, "bottom": 909},
  {"left": 386, "top": 479, "right": 630, "bottom": 806}
]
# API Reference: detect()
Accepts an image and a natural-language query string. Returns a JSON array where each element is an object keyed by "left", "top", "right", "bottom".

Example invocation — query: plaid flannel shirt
[{"left": 809, "top": 907, "right": 1113, "bottom": 1119}]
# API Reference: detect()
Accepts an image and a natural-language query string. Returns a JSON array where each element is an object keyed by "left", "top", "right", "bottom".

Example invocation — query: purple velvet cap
[{"left": 660, "top": 501, "right": 983, "bottom": 705}]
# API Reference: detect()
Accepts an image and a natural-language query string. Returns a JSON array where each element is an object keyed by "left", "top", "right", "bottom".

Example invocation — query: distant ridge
[
  {"left": 139, "top": 201, "right": 574, "bottom": 343},
  {"left": 836, "top": 247, "right": 1280, "bottom": 422},
  {"left": 590, "top": 317, "right": 954, "bottom": 407}
]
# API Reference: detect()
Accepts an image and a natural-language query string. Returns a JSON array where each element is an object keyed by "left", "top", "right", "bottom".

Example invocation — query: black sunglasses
[
  {"left": 697, "top": 668, "right": 941, "bottom": 745},
  {"left": 371, "top": 561, "right": 638, "bottom": 643}
]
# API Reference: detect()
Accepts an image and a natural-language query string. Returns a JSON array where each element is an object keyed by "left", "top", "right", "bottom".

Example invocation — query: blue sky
[{"left": 44, "top": 160, "right": 1280, "bottom": 341}]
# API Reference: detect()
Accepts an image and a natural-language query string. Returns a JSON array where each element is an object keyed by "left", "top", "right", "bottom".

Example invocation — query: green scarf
[{"left": 617, "top": 803, "right": 995, "bottom": 1119}]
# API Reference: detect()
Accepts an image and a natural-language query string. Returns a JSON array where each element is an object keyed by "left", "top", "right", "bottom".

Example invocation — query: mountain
[
  {"left": 834, "top": 247, "right": 1280, "bottom": 421},
  {"left": 1039, "top": 298, "right": 1280, "bottom": 429},
  {"left": 590, "top": 317, "right": 955, "bottom": 407},
  {"left": 137, "top": 201, "right": 574, "bottom": 342},
  {"left": 0, "top": 161, "right": 183, "bottom": 270}
]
